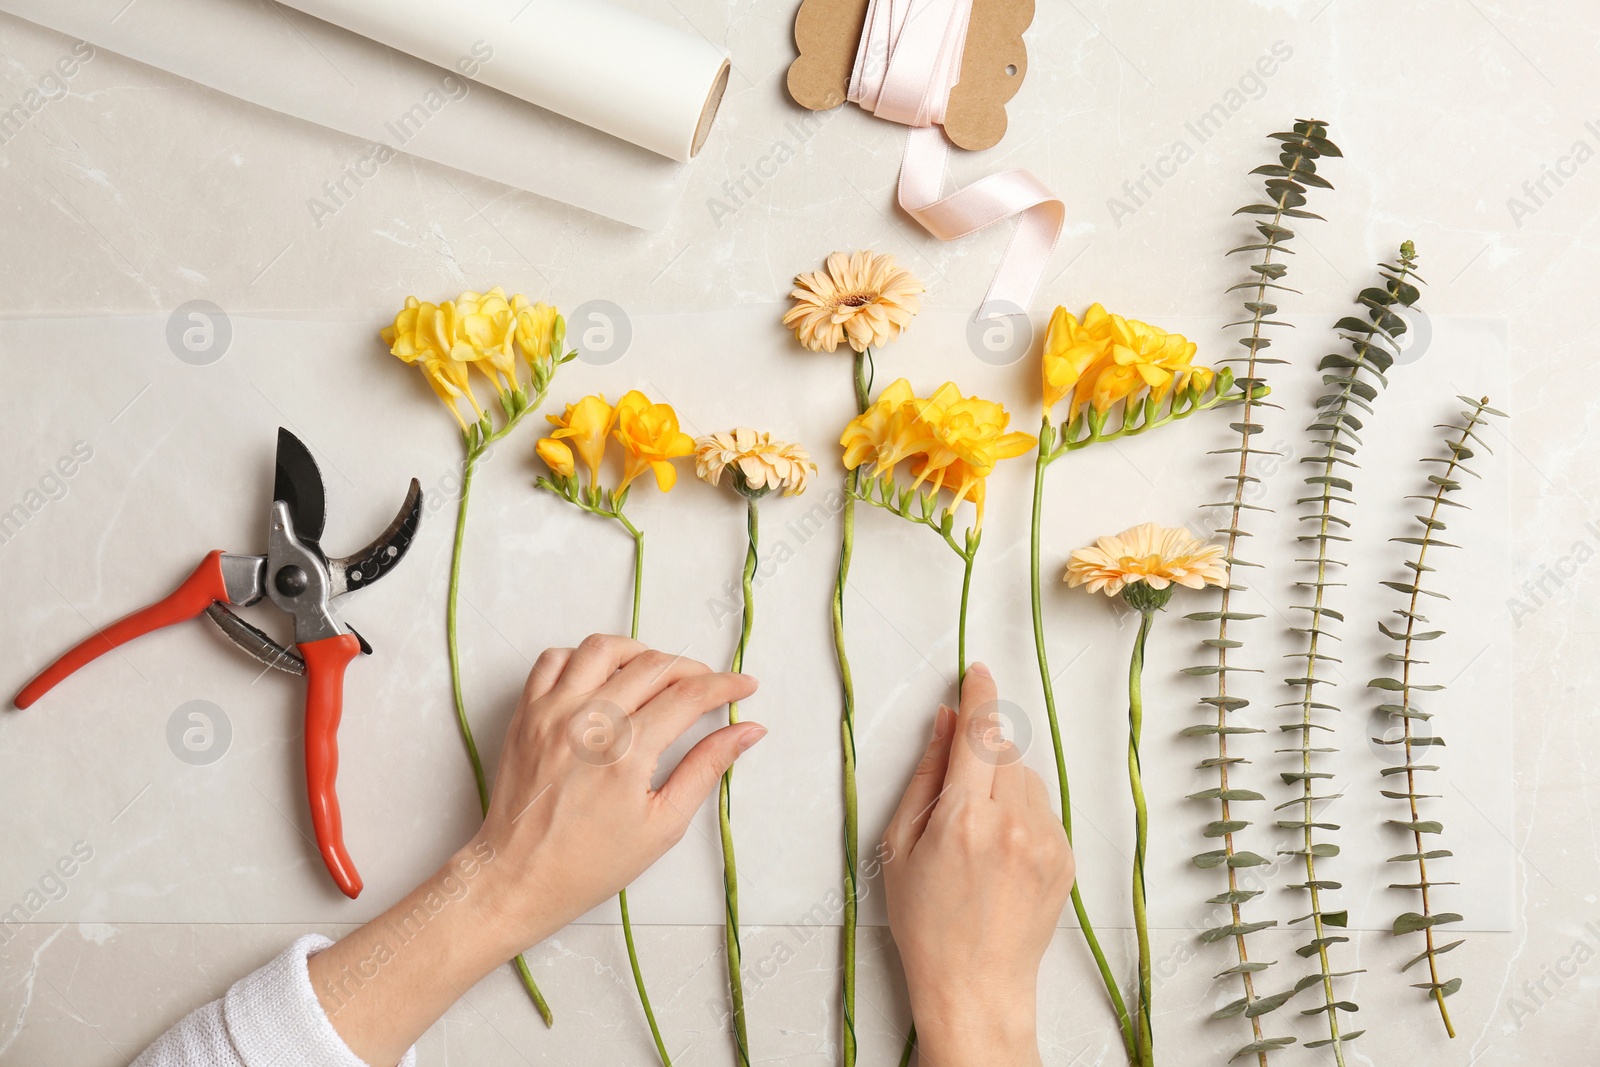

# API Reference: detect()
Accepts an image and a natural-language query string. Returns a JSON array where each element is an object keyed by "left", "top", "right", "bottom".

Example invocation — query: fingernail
[
  {"left": 968, "top": 661, "right": 992, "bottom": 679},
  {"left": 737, "top": 724, "right": 767, "bottom": 752},
  {"left": 737, "top": 673, "right": 759, "bottom": 689},
  {"left": 933, "top": 705, "right": 955, "bottom": 741}
]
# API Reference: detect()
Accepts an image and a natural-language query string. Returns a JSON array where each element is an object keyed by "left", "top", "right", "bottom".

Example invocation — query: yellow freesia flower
[
  {"left": 382, "top": 296, "right": 483, "bottom": 429},
  {"left": 613, "top": 390, "right": 695, "bottom": 493},
  {"left": 513, "top": 296, "right": 561, "bottom": 365},
  {"left": 535, "top": 436, "right": 575, "bottom": 479},
  {"left": 1043, "top": 303, "right": 1211, "bottom": 419},
  {"left": 1106, "top": 312, "right": 1201, "bottom": 402},
  {"left": 547, "top": 394, "right": 616, "bottom": 487},
  {"left": 839, "top": 379, "right": 926, "bottom": 475},
  {"left": 1082, "top": 361, "right": 1145, "bottom": 416},
  {"left": 454, "top": 287, "right": 520, "bottom": 391},
  {"left": 841, "top": 379, "right": 1034, "bottom": 531},
  {"left": 910, "top": 385, "right": 1035, "bottom": 528},
  {"left": 1041, "top": 303, "right": 1115, "bottom": 411}
]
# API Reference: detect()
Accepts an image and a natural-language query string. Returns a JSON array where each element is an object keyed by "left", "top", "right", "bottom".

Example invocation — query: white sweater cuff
[{"left": 223, "top": 934, "right": 418, "bottom": 1067}]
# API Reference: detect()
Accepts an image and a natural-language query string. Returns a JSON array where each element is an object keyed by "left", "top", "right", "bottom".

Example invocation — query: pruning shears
[{"left": 13, "top": 428, "right": 422, "bottom": 900}]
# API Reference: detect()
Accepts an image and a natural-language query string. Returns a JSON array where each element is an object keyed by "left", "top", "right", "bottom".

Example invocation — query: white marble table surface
[{"left": 0, "top": 0, "right": 1589, "bottom": 1064}]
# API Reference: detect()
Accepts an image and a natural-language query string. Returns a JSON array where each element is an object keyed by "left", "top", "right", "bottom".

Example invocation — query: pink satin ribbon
[{"left": 848, "top": 0, "right": 1065, "bottom": 315}]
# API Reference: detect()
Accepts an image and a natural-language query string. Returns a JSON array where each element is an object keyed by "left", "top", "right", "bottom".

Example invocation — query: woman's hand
[
  {"left": 308, "top": 634, "right": 763, "bottom": 1066},
  {"left": 882, "top": 663, "right": 1074, "bottom": 1066},
  {"left": 473, "top": 634, "right": 765, "bottom": 951}
]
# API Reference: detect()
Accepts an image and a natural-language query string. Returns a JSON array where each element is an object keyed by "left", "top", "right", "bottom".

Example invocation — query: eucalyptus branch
[
  {"left": 1275, "top": 243, "right": 1423, "bottom": 1065},
  {"left": 1184, "top": 119, "right": 1340, "bottom": 1067},
  {"left": 1370, "top": 395, "right": 1504, "bottom": 1037}
]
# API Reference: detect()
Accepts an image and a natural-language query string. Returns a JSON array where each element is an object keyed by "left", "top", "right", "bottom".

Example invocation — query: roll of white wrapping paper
[
  {"left": 0, "top": 0, "right": 695, "bottom": 229},
  {"left": 276, "top": 0, "right": 731, "bottom": 163}
]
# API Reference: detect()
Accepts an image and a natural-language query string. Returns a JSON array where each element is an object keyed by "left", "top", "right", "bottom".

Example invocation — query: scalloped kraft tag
[{"left": 786, "top": 0, "right": 1033, "bottom": 151}]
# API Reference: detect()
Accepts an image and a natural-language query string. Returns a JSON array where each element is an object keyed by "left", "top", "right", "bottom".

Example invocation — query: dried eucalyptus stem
[
  {"left": 1278, "top": 243, "right": 1423, "bottom": 1064},
  {"left": 1186, "top": 119, "right": 1340, "bottom": 1066},
  {"left": 1370, "top": 395, "right": 1504, "bottom": 1036}
]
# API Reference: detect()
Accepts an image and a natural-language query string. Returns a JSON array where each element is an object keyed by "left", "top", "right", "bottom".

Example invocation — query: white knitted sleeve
[{"left": 132, "top": 935, "right": 418, "bottom": 1067}]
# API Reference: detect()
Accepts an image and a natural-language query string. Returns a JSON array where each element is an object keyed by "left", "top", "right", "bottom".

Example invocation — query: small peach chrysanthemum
[
  {"left": 783, "top": 250, "right": 924, "bottom": 353},
  {"left": 695, "top": 428, "right": 816, "bottom": 498},
  {"left": 1065, "top": 522, "right": 1227, "bottom": 597}
]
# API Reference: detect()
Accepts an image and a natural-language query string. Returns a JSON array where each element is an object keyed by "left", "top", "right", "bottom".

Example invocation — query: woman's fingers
[
  {"left": 554, "top": 633, "right": 648, "bottom": 693},
  {"left": 989, "top": 739, "right": 1028, "bottom": 803},
  {"left": 596, "top": 648, "right": 711, "bottom": 713},
  {"left": 885, "top": 704, "right": 957, "bottom": 855},
  {"left": 653, "top": 722, "right": 767, "bottom": 833},
  {"left": 633, "top": 670, "right": 759, "bottom": 750},
  {"left": 1024, "top": 766, "right": 1053, "bottom": 811},
  {"left": 944, "top": 663, "right": 1001, "bottom": 798},
  {"left": 520, "top": 647, "right": 574, "bottom": 706}
]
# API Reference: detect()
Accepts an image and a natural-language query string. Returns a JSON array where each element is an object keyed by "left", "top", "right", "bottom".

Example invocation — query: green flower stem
[
  {"left": 720, "top": 498, "right": 759, "bottom": 1067},
  {"left": 616, "top": 515, "right": 674, "bottom": 1067},
  {"left": 898, "top": 528, "right": 981, "bottom": 1067},
  {"left": 834, "top": 349, "right": 870, "bottom": 1067},
  {"left": 957, "top": 544, "right": 974, "bottom": 679},
  {"left": 1127, "top": 608, "right": 1156, "bottom": 1067},
  {"left": 447, "top": 401, "right": 554, "bottom": 1027},
  {"left": 1028, "top": 423, "right": 1139, "bottom": 1065},
  {"left": 448, "top": 452, "right": 492, "bottom": 814},
  {"left": 617, "top": 888, "right": 673, "bottom": 1067},
  {"left": 529, "top": 474, "right": 672, "bottom": 1063}
]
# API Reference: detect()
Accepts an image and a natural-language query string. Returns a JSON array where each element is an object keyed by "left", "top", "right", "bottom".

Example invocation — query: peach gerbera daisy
[
  {"left": 782, "top": 250, "right": 924, "bottom": 353},
  {"left": 695, "top": 428, "right": 816, "bottom": 498},
  {"left": 1065, "top": 522, "right": 1227, "bottom": 597}
]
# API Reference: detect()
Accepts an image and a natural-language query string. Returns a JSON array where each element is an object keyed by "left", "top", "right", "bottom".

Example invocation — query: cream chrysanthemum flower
[
  {"left": 1065, "top": 522, "right": 1226, "bottom": 597},
  {"left": 782, "top": 250, "right": 924, "bottom": 353},
  {"left": 695, "top": 428, "right": 817, "bottom": 498}
]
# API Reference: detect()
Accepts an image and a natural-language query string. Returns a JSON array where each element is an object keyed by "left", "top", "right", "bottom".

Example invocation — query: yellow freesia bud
[
  {"left": 613, "top": 390, "right": 695, "bottom": 493},
  {"left": 536, "top": 436, "right": 575, "bottom": 479},
  {"left": 513, "top": 296, "right": 562, "bottom": 364},
  {"left": 546, "top": 394, "right": 615, "bottom": 487}
]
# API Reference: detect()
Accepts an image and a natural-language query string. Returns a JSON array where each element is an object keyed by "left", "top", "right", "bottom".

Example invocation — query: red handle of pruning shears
[
  {"left": 300, "top": 633, "right": 365, "bottom": 900},
  {"left": 13, "top": 551, "right": 231, "bottom": 710}
]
